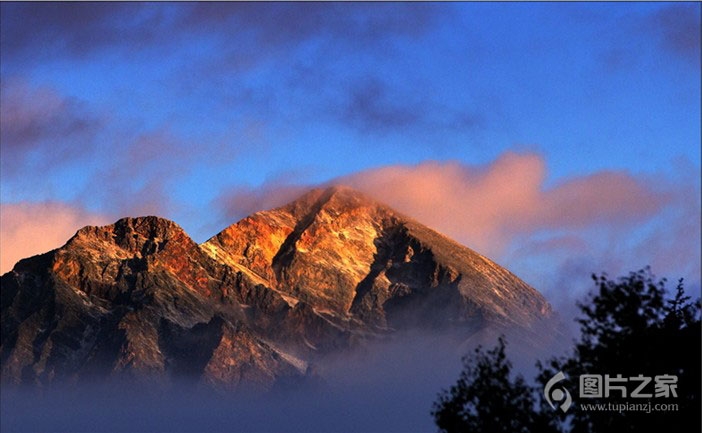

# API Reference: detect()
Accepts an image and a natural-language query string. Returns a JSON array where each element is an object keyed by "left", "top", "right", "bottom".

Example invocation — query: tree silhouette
[
  {"left": 540, "top": 267, "right": 701, "bottom": 433},
  {"left": 434, "top": 268, "right": 701, "bottom": 433},
  {"left": 431, "top": 336, "right": 558, "bottom": 433}
]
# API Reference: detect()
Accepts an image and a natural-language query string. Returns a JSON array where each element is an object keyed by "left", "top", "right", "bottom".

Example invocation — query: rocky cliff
[{"left": 1, "top": 186, "right": 555, "bottom": 389}]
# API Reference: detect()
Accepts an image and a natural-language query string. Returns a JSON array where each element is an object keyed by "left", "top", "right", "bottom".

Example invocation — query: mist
[{"left": 1, "top": 327, "right": 562, "bottom": 433}]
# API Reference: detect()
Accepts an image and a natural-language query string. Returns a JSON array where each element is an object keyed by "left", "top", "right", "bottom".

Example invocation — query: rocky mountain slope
[{"left": 1, "top": 186, "right": 555, "bottom": 389}]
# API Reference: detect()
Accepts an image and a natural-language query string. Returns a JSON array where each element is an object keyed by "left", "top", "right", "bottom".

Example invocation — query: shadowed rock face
[
  {"left": 1, "top": 186, "right": 556, "bottom": 389},
  {"left": 0, "top": 217, "right": 306, "bottom": 390},
  {"left": 204, "top": 186, "right": 552, "bottom": 330}
]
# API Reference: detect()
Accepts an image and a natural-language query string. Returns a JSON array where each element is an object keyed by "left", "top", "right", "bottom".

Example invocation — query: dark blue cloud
[
  {"left": 0, "top": 3, "right": 443, "bottom": 61},
  {"left": 1, "top": 3, "right": 458, "bottom": 138},
  {"left": 0, "top": 80, "right": 103, "bottom": 178},
  {"left": 342, "top": 79, "right": 422, "bottom": 132},
  {"left": 336, "top": 77, "right": 486, "bottom": 135},
  {"left": 0, "top": 2, "right": 155, "bottom": 59},
  {"left": 649, "top": 3, "right": 701, "bottom": 63}
]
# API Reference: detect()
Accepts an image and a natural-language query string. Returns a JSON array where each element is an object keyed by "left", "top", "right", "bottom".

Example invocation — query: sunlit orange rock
[{"left": 1, "top": 186, "right": 556, "bottom": 389}]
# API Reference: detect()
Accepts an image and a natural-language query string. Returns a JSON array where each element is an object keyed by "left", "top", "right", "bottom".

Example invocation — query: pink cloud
[
  {"left": 0, "top": 202, "right": 110, "bottom": 274},
  {"left": 215, "top": 182, "right": 311, "bottom": 229},
  {"left": 341, "top": 152, "right": 669, "bottom": 258},
  {"left": 211, "top": 151, "right": 699, "bottom": 305},
  {"left": 214, "top": 152, "right": 676, "bottom": 263},
  {"left": 542, "top": 171, "right": 667, "bottom": 228},
  {"left": 335, "top": 154, "right": 698, "bottom": 307}
]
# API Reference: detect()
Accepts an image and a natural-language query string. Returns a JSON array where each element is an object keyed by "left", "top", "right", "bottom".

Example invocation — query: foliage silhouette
[
  {"left": 434, "top": 267, "right": 701, "bottom": 433},
  {"left": 432, "top": 336, "right": 559, "bottom": 433}
]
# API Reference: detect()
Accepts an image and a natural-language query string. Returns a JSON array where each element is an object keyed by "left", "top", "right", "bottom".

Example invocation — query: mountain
[
  {"left": 1, "top": 186, "right": 555, "bottom": 389},
  {"left": 0, "top": 217, "right": 304, "bottom": 391}
]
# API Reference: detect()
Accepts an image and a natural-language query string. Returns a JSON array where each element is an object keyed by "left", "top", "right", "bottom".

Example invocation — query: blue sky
[{"left": 1, "top": 2, "right": 699, "bottom": 308}]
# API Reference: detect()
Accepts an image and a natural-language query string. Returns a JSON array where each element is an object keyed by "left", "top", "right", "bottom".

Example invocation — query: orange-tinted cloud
[
  {"left": 0, "top": 202, "right": 110, "bottom": 274},
  {"left": 216, "top": 183, "right": 310, "bottom": 225},
  {"left": 341, "top": 152, "right": 670, "bottom": 258},
  {"left": 334, "top": 153, "right": 701, "bottom": 309},
  {"left": 215, "top": 152, "right": 674, "bottom": 261}
]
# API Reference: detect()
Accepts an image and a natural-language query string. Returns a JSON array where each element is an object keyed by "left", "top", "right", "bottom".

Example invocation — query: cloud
[
  {"left": 0, "top": 202, "right": 110, "bottom": 274},
  {"left": 1, "top": 3, "right": 469, "bottom": 138},
  {"left": 0, "top": 2, "right": 160, "bottom": 59},
  {"left": 600, "top": 3, "right": 701, "bottom": 71},
  {"left": 340, "top": 79, "right": 423, "bottom": 133},
  {"left": 337, "top": 153, "right": 699, "bottom": 322},
  {"left": 179, "top": 4, "right": 456, "bottom": 136},
  {"left": 76, "top": 123, "right": 248, "bottom": 230},
  {"left": 214, "top": 151, "right": 679, "bottom": 261},
  {"left": 0, "top": 81, "right": 193, "bottom": 223},
  {"left": 214, "top": 152, "right": 677, "bottom": 259},
  {"left": 213, "top": 176, "right": 315, "bottom": 233},
  {"left": 0, "top": 79, "right": 103, "bottom": 178},
  {"left": 79, "top": 128, "right": 188, "bottom": 219},
  {"left": 541, "top": 171, "right": 667, "bottom": 228},
  {"left": 0, "top": 79, "right": 248, "bottom": 238},
  {"left": 1, "top": 3, "right": 443, "bottom": 64},
  {"left": 0, "top": 333, "right": 465, "bottom": 433},
  {"left": 632, "top": 171, "right": 701, "bottom": 288},
  {"left": 174, "top": 3, "right": 442, "bottom": 53},
  {"left": 332, "top": 77, "right": 485, "bottom": 136},
  {"left": 339, "top": 153, "right": 670, "bottom": 257},
  {"left": 648, "top": 3, "right": 701, "bottom": 63}
]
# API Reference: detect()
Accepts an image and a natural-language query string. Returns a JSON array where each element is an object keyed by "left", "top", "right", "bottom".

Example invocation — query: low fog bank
[{"left": 1, "top": 330, "right": 562, "bottom": 433}]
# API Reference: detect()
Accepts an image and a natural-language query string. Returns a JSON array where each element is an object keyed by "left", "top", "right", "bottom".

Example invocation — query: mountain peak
[
  {"left": 278, "top": 185, "right": 384, "bottom": 221},
  {"left": 112, "top": 215, "right": 185, "bottom": 240},
  {"left": 294, "top": 184, "right": 365, "bottom": 199},
  {"left": 319, "top": 184, "right": 372, "bottom": 201},
  {"left": 205, "top": 187, "right": 552, "bottom": 329},
  {"left": 3, "top": 186, "right": 557, "bottom": 389},
  {"left": 67, "top": 215, "right": 189, "bottom": 256}
]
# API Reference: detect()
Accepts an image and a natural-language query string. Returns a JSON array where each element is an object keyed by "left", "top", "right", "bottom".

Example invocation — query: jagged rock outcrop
[
  {"left": 1, "top": 186, "right": 555, "bottom": 389},
  {"left": 0, "top": 217, "right": 306, "bottom": 389},
  {"left": 204, "top": 187, "right": 552, "bottom": 330}
]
